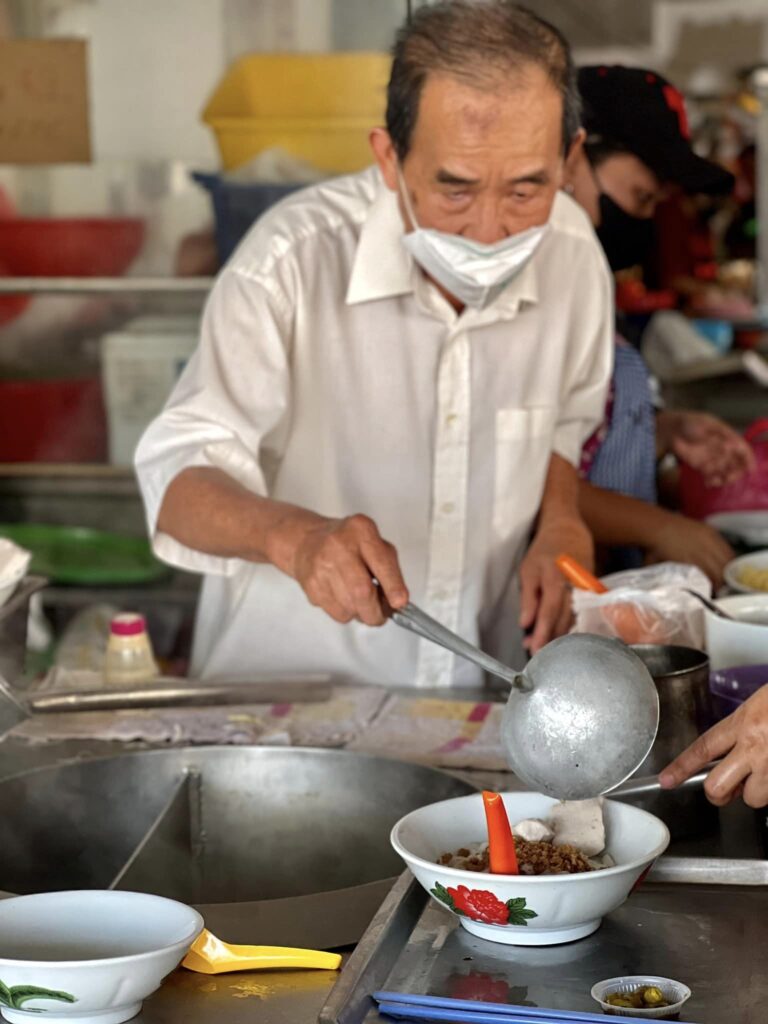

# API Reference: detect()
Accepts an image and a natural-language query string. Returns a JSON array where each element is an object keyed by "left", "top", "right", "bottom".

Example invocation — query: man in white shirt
[{"left": 136, "top": 1, "right": 613, "bottom": 687}]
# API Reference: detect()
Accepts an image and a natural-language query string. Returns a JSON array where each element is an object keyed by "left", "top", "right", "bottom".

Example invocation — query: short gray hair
[{"left": 386, "top": 1, "right": 581, "bottom": 160}]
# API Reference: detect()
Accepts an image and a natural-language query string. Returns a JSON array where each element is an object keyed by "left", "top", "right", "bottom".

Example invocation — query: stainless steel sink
[{"left": 0, "top": 746, "right": 476, "bottom": 944}]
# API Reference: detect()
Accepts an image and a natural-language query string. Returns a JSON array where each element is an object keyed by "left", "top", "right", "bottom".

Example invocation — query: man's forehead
[
  {"left": 413, "top": 68, "right": 562, "bottom": 137},
  {"left": 409, "top": 68, "right": 563, "bottom": 158},
  {"left": 418, "top": 64, "right": 557, "bottom": 108}
]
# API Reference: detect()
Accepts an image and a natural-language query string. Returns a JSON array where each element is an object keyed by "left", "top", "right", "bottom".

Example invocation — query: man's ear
[
  {"left": 369, "top": 127, "right": 399, "bottom": 191},
  {"left": 561, "top": 128, "right": 585, "bottom": 192},
  {"left": 564, "top": 127, "right": 586, "bottom": 180}
]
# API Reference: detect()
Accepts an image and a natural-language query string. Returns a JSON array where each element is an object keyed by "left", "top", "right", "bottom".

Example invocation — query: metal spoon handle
[
  {"left": 390, "top": 602, "right": 525, "bottom": 688},
  {"left": 609, "top": 761, "right": 721, "bottom": 798},
  {"left": 682, "top": 588, "right": 734, "bottom": 621}
]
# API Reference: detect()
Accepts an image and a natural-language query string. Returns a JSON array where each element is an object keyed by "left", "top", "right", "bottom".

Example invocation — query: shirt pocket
[{"left": 493, "top": 406, "right": 556, "bottom": 540}]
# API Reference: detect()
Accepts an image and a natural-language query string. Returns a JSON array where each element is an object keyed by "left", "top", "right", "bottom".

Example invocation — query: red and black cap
[{"left": 578, "top": 65, "right": 734, "bottom": 196}]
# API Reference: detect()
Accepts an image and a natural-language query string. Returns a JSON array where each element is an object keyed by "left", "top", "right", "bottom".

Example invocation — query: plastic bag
[
  {"left": 679, "top": 418, "right": 768, "bottom": 518},
  {"left": 572, "top": 563, "right": 710, "bottom": 649}
]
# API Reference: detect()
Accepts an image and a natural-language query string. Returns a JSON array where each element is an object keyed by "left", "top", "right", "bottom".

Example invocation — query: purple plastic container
[{"left": 710, "top": 664, "right": 768, "bottom": 720}]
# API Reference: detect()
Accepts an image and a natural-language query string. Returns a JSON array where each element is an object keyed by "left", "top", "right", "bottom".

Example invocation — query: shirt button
[
  {"left": 445, "top": 413, "right": 458, "bottom": 426},
  {"left": 441, "top": 501, "right": 456, "bottom": 514}
]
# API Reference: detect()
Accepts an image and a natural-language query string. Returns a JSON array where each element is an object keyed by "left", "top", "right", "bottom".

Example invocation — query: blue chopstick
[
  {"left": 378, "top": 1003, "right": 572, "bottom": 1024},
  {"left": 376, "top": 991, "right": 606, "bottom": 1020},
  {"left": 374, "top": 990, "right": 684, "bottom": 1024}
]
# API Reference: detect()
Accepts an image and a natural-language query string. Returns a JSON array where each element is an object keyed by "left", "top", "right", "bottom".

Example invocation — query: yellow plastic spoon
[{"left": 181, "top": 928, "right": 342, "bottom": 975}]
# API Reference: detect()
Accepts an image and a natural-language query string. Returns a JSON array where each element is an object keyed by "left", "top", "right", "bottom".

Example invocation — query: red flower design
[
  {"left": 631, "top": 862, "right": 654, "bottom": 894},
  {"left": 447, "top": 885, "right": 509, "bottom": 925}
]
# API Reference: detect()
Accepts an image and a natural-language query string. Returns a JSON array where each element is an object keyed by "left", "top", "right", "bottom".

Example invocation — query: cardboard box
[{"left": 0, "top": 39, "right": 91, "bottom": 164}]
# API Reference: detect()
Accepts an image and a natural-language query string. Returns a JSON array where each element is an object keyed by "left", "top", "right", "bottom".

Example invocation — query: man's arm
[
  {"left": 519, "top": 453, "right": 593, "bottom": 652},
  {"left": 518, "top": 218, "right": 615, "bottom": 651},
  {"left": 157, "top": 466, "right": 408, "bottom": 626},
  {"left": 137, "top": 269, "right": 407, "bottom": 627},
  {"left": 578, "top": 480, "right": 734, "bottom": 587}
]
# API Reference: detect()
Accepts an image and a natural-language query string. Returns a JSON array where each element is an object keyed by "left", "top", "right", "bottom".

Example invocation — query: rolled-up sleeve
[
  {"left": 135, "top": 268, "right": 292, "bottom": 576},
  {"left": 552, "top": 247, "right": 614, "bottom": 467}
]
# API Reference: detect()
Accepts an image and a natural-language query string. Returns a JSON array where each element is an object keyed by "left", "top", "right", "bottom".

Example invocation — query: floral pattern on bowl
[
  {"left": 0, "top": 982, "right": 76, "bottom": 1012},
  {"left": 431, "top": 883, "right": 538, "bottom": 926}
]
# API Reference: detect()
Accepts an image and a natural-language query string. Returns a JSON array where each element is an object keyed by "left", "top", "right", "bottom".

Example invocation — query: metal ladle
[{"left": 391, "top": 603, "right": 660, "bottom": 801}]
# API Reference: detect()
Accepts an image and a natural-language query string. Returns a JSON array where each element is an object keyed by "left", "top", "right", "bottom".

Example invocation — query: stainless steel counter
[
  {"left": 0, "top": 736, "right": 478, "bottom": 1024},
  {"left": 0, "top": 735, "right": 765, "bottom": 1024}
]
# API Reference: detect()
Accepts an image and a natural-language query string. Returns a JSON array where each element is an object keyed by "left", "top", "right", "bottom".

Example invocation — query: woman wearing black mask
[{"left": 562, "top": 66, "right": 754, "bottom": 586}]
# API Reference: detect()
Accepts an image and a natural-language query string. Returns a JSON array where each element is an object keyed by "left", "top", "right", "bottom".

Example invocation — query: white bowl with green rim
[{"left": 0, "top": 890, "right": 203, "bottom": 1024}]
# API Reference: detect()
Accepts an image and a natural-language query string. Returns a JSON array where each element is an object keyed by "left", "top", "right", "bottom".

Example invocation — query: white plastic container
[
  {"left": 704, "top": 594, "right": 768, "bottom": 670},
  {"left": 100, "top": 317, "right": 198, "bottom": 465},
  {"left": 591, "top": 975, "right": 692, "bottom": 1018},
  {"left": 104, "top": 613, "right": 159, "bottom": 685}
]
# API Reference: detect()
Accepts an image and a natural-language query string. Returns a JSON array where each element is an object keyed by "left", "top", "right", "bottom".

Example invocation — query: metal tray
[{"left": 321, "top": 859, "right": 768, "bottom": 1024}]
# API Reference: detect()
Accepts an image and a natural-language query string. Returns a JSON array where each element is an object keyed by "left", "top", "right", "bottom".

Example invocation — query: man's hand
[
  {"left": 266, "top": 509, "right": 409, "bottom": 626},
  {"left": 660, "top": 683, "right": 768, "bottom": 808},
  {"left": 519, "top": 515, "right": 593, "bottom": 654},
  {"left": 645, "top": 511, "right": 735, "bottom": 588},
  {"left": 657, "top": 410, "right": 755, "bottom": 487}
]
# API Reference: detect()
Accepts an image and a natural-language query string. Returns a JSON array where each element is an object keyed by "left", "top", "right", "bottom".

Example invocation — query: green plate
[{"left": 0, "top": 523, "right": 170, "bottom": 586}]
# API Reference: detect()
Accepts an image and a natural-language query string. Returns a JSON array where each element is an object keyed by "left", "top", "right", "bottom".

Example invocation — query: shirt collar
[
  {"left": 477, "top": 255, "right": 540, "bottom": 322},
  {"left": 346, "top": 174, "right": 542, "bottom": 318},
  {"left": 346, "top": 177, "right": 413, "bottom": 305}
]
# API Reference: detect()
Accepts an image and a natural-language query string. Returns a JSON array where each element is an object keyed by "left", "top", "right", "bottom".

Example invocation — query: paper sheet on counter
[
  {"left": 11, "top": 669, "right": 508, "bottom": 771},
  {"left": 11, "top": 680, "right": 388, "bottom": 748},
  {"left": 347, "top": 693, "right": 507, "bottom": 771}
]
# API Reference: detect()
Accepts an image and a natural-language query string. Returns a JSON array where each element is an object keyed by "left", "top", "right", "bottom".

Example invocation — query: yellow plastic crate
[{"left": 201, "top": 52, "right": 390, "bottom": 173}]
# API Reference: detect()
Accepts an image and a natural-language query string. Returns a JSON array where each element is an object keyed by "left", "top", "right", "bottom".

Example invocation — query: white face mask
[{"left": 397, "top": 168, "right": 549, "bottom": 310}]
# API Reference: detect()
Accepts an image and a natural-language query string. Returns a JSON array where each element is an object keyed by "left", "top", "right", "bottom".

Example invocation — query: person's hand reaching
[{"left": 657, "top": 410, "right": 755, "bottom": 487}]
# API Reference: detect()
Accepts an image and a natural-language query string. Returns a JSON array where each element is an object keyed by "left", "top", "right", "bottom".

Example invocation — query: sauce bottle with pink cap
[{"left": 104, "top": 612, "right": 159, "bottom": 685}]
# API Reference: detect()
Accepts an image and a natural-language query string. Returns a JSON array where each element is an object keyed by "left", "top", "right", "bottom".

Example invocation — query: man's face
[{"left": 372, "top": 64, "right": 566, "bottom": 244}]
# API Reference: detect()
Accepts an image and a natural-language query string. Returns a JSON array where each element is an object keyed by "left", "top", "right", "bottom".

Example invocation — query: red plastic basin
[
  {"left": 0, "top": 217, "right": 145, "bottom": 277},
  {"left": 0, "top": 377, "right": 107, "bottom": 463},
  {"left": 0, "top": 217, "right": 145, "bottom": 325}
]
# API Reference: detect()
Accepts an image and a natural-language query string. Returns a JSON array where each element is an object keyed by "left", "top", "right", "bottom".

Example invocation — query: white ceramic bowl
[
  {"left": 704, "top": 593, "right": 768, "bottom": 670},
  {"left": 707, "top": 511, "right": 768, "bottom": 549},
  {"left": 0, "top": 890, "right": 203, "bottom": 1024},
  {"left": 724, "top": 550, "right": 768, "bottom": 595},
  {"left": 391, "top": 792, "right": 669, "bottom": 947},
  {"left": 591, "top": 975, "right": 692, "bottom": 1019}
]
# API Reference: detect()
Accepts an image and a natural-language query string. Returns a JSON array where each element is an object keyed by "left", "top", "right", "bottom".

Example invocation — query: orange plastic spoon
[{"left": 556, "top": 554, "right": 607, "bottom": 594}]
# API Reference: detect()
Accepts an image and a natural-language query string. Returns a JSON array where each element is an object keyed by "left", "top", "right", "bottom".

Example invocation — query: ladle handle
[
  {"left": 390, "top": 602, "right": 525, "bottom": 689},
  {"left": 609, "top": 761, "right": 721, "bottom": 799}
]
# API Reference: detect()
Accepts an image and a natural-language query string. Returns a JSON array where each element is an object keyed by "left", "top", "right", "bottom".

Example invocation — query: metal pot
[
  {"left": 623, "top": 644, "right": 717, "bottom": 839},
  {"left": 0, "top": 746, "right": 476, "bottom": 947}
]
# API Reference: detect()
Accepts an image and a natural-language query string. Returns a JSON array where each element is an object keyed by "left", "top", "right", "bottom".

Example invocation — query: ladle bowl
[
  {"left": 391, "top": 603, "right": 660, "bottom": 800},
  {"left": 501, "top": 635, "right": 660, "bottom": 800}
]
